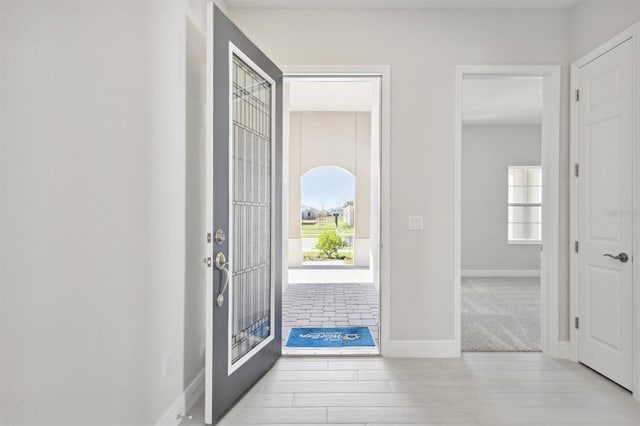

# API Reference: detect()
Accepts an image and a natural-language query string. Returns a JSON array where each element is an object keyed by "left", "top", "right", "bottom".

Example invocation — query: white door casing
[
  {"left": 576, "top": 39, "right": 634, "bottom": 390},
  {"left": 454, "top": 65, "right": 562, "bottom": 358},
  {"left": 282, "top": 66, "right": 394, "bottom": 356}
]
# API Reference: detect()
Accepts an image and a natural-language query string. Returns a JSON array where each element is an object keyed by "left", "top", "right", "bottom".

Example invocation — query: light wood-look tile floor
[{"left": 182, "top": 353, "right": 640, "bottom": 425}]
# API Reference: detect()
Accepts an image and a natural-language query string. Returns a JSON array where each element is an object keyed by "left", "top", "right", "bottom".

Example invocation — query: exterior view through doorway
[{"left": 282, "top": 75, "right": 383, "bottom": 355}]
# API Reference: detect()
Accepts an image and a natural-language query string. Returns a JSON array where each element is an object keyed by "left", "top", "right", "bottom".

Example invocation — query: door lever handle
[
  {"left": 604, "top": 252, "right": 629, "bottom": 263},
  {"left": 215, "top": 252, "right": 230, "bottom": 307}
]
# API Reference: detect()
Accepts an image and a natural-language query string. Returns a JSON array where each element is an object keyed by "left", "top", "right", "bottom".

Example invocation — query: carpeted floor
[{"left": 462, "top": 277, "right": 541, "bottom": 352}]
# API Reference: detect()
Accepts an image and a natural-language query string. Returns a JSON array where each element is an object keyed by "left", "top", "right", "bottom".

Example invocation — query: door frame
[
  {"left": 280, "top": 65, "right": 392, "bottom": 355},
  {"left": 570, "top": 22, "right": 640, "bottom": 400},
  {"left": 205, "top": 4, "right": 214, "bottom": 421},
  {"left": 454, "top": 65, "right": 562, "bottom": 357}
]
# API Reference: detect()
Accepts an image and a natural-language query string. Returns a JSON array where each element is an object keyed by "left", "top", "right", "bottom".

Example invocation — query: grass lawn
[{"left": 301, "top": 217, "right": 354, "bottom": 238}]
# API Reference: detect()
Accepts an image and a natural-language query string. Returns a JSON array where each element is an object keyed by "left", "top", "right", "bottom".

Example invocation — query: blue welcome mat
[{"left": 286, "top": 327, "right": 376, "bottom": 348}]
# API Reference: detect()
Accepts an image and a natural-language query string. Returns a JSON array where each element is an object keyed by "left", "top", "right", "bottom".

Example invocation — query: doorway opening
[
  {"left": 301, "top": 166, "right": 356, "bottom": 266},
  {"left": 282, "top": 76, "right": 382, "bottom": 355},
  {"left": 455, "top": 66, "right": 561, "bottom": 356},
  {"left": 461, "top": 76, "right": 544, "bottom": 352}
]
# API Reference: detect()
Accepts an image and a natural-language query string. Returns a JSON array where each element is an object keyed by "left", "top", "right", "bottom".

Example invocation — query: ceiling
[
  {"left": 462, "top": 77, "right": 543, "bottom": 125},
  {"left": 287, "top": 81, "right": 374, "bottom": 112},
  {"left": 226, "top": 0, "right": 581, "bottom": 9}
]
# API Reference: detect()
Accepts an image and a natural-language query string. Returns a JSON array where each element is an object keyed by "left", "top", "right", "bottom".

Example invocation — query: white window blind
[{"left": 508, "top": 166, "right": 542, "bottom": 244}]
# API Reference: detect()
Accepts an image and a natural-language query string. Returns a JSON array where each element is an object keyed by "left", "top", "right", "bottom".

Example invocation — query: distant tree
[{"left": 316, "top": 230, "right": 347, "bottom": 259}]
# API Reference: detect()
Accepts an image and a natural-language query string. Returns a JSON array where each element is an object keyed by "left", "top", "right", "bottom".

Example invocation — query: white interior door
[{"left": 577, "top": 39, "right": 634, "bottom": 390}]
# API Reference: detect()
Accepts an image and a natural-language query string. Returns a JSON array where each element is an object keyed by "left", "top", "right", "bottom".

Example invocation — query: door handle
[
  {"left": 215, "top": 252, "right": 230, "bottom": 307},
  {"left": 603, "top": 252, "right": 629, "bottom": 263}
]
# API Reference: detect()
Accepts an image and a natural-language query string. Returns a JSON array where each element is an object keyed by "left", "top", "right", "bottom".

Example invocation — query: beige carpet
[{"left": 462, "top": 277, "right": 541, "bottom": 352}]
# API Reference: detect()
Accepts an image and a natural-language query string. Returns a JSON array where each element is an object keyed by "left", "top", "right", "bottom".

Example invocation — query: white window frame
[{"left": 508, "top": 165, "right": 542, "bottom": 245}]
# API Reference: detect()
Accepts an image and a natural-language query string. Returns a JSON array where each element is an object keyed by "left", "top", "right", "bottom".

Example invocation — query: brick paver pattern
[{"left": 282, "top": 283, "right": 380, "bottom": 345}]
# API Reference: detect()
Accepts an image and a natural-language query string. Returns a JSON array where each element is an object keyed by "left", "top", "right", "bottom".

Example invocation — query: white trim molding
[
  {"left": 462, "top": 269, "right": 541, "bottom": 278},
  {"left": 570, "top": 22, "right": 640, "bottom": 400},
  {"left": 556, "top": 341, "right": 573, "bottom": 360},
  {"left": 281, "top": 65, "right": 393, "bottom": 356},
  {"left": 155, "top": 368, "right": 205, "bottom": 426},
  {"left": 455, "top": 65, "right": 562, "bottom": 359},
  {"left": 383, "top": 340, "right": 458, "bottom": 358},
  {"left": 204, "top": 2, "right": 214, "bottom": 423}
]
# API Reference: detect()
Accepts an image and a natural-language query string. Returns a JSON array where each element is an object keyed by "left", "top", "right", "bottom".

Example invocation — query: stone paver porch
[{"left": 282, "top": 282, "right": 380, "bottom": 354}]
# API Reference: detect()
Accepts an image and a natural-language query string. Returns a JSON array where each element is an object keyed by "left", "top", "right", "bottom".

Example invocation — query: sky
[{"left": 301, "top": 167, "right": 355, "bottom": 210}]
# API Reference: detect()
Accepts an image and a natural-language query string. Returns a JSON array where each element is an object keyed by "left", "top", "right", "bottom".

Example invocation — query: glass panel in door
[{"left": 229, "top": 53, "right": 274, "bottom": 370}]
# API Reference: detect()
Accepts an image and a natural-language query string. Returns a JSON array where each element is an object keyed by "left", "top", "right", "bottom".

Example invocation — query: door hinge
[
  {"left": 575, "top": 317, "right": 580, "bottom": 329},
  {"left": 576, "top": 89, "right": 580, "bottom": 102},
  {"left": 574, "top": 241, "right": 579, "bottom": 253},
  {"left": 574, "top": 163, "right": 579, "bottom": 177}
]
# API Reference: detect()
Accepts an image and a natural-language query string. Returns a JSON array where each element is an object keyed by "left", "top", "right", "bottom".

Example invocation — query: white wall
[
  {"left": 0, "top": 0, "right": 208, "bottom": 424},
  {"left": 229, "top": 7, "right": 571, "bottom": 345},
  {"left": 3, "top": 3, "right": 636, "bottom": 424},
  {"left": 145, "top": 0, "right": 207, "bottom": 422},
  {"left": 0, "top": 2, "right": 148, "bottom": 423},
  {"left": 570, "top": 0, "right": 640, "bottom": 61},
  {"left": 462, "top": 125, "right": 541, "bottom": 273},
  {"left": 184, "top": 0, "right": 208, "bottom": 416}
]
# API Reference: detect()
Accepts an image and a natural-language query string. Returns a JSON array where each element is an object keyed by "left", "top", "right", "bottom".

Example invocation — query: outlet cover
[{"left": 408, "top": 215, "right": 424, "bottom": 230}]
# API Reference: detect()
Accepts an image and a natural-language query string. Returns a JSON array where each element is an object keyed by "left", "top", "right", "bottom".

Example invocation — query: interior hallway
[{"left": 181, "top": 353, "right": 640, "bottom": 425}]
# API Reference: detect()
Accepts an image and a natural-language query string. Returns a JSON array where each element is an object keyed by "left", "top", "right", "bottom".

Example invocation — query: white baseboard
[
  {"left": 554, "top": 341, "right": 572, "bottom": 359},
  {"left": 382, "top": 340, "right": 458, "bottom": 358},
  {"left": 462, "top": 269, "right": 541, "bottom": 278},
  {"left": 155, "top": 368, "right": 205, "bottom": 426}
]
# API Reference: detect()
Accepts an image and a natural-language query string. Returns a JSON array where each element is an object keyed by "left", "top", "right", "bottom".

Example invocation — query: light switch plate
[{"left": 408, "top": 215, "right": 424, "bottom": 230}]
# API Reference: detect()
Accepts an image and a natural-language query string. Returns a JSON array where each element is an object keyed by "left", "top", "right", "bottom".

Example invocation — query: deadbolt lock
[{"left": 215, "top": 229, "right": 226, "bottom": 245}]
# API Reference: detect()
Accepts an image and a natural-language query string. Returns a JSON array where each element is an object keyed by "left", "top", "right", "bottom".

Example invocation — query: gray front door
[{"left": 207, "top": 6, "right": 282, "bottom": 424}]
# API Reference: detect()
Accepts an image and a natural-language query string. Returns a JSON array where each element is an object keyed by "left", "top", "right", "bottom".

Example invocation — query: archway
[{"left": 300, "top": 166, "right": 355, "bottom": 264}]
